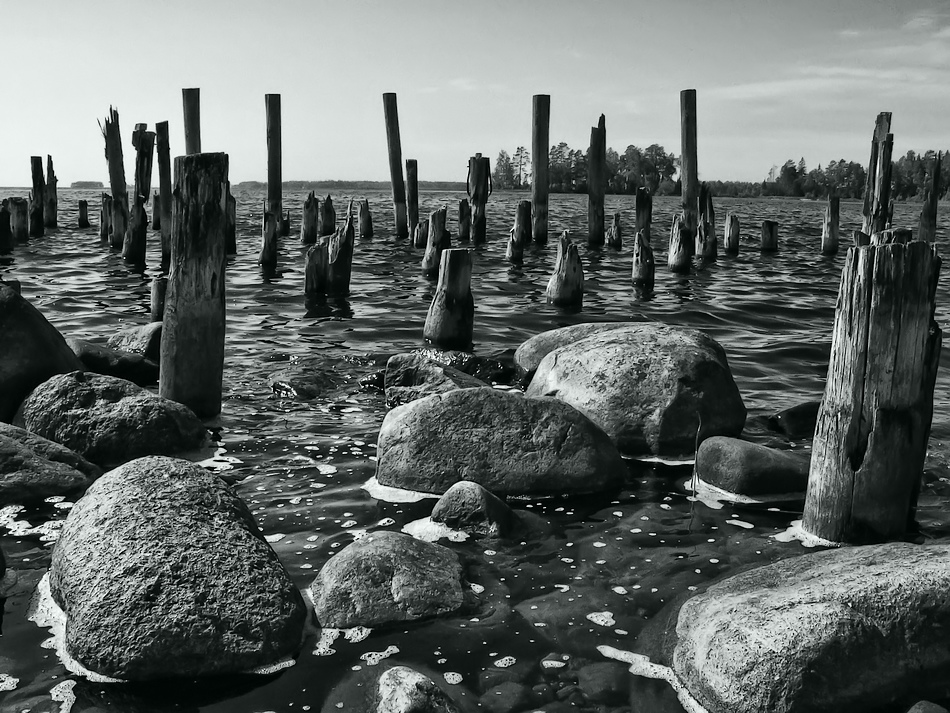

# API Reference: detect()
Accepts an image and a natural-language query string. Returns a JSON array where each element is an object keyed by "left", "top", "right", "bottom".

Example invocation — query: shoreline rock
[{"left": 0, "top": 422, "right": 101, "bottom": 502}]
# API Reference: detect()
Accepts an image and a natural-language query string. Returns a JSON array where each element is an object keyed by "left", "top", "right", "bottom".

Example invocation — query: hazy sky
[{"left": 2, "top": 0, "right": 948, "bottom": 187}]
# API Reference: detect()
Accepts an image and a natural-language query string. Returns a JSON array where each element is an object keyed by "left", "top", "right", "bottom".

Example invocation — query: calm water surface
[{"left": 1, "top": 188, "right": 949, "bottom": 712}]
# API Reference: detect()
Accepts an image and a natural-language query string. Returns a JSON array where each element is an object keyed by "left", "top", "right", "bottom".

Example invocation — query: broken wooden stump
[
  {"left": 861, "top": 112, "right": 893, "bottom": 237},
  {"left": 156, "top": 120, "right": 173, "bottom": 266},
  {"left": 319, "top": 195, "right": 336, "bottom": 236},
  {"left": 98, "top": 194, "right": 112, "bottom": 243},
  {"left": 305, "top": 201, "right": 355, "bottom": 297},
  {"left": 301, "top": 191, "right": 318, "bottom": 244},
  {"left": 100, "top": 107, "right": 129, "bottom": 250},
  {"left": 382, "top": 92, "right": 409, "bottom": 238},
  {"left": 423, "top": 248, "right": 474, "bottom": 350},
  {"left": 150, "top": 275, "right": 167, "bottom": 321},
  {"left": 259, "top": 201, "right": 279, "bottom": 268},
  {"left": 123, "top": 123, "right": 155, "bottom": 266},
  {"left": 507, "top": 199, "right": 531, "bottom": 262},
  {"left": 422, "top": 206, "right": 451, "bottom": 277},
  {"left": 412, "top": 217, "right": 430, "bottom": 249},
  {"left": 668, "top": 213, "right": 691, "bottom": 274},
  {"left": 406, "top": 159, "right": 419, "bottom": 237},
  {"left": 761, "top": 220, "right": 778, "bottom": 252},
  {"left": 531, "top": 94, "right": 550, "bottom": 243},
  {"left": 78, "top": 200, "right": 90, "bottom": 229},
  {"left": 724, "top": 212, "right": 740, "bottom": 255},
  {"left": 546, "top": 230, "right": 584, "bottom": 306},
  {"left": 918, "top": 151, "right": 942, "bottom": 244},
  {"left": 280, "top": 210, "right": 290, "bottom": 237},
  {"left": 697, "top": 182, "right": 716, "bottom": 261},
  {"left": 458, "top": 199, "right": 471, "bottom": 242},
  {"left": 821, "top": 194, "right": 840, "bottom": 255},
  {"left": 44, "top": 156, "right": 57, "bottom": 229},
  {"left": 358, "top": 198, "right": 373, "bottom": 239},
  {"left": 588, "top": 114, "right": 606, "bottom": 247},
  {"left": 467, "top": 154, "right": 491, "bottom": 244},
  {"left": 635, "top": 186, "right": 652, "bottom": 245},
  {"left": 10, "top": 198, "right": 28, "bottom": 243},
  {"left": 29, "top": 156, "right": 45, "bottom": 237},
  {"left": 632, "top": 229, "right": 655, "bottom": 290},
  {"left": 606, "top": 213, "right": 622, "bottom": 249},
  {"left": 853, "top": 230, "right": 871, "bottom": 247}
]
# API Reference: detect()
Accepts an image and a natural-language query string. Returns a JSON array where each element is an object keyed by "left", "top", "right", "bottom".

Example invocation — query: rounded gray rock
[
  {"left": 0, "top": 422, "right": 101, "bottom": 502},
  {"left": 695, "top": 436, "right": 810, "bottom": 497},
  {"left": 513, "top": 321, "right": 645, "bottom": 380},
  {"left": 430, "top": 481, "right": 515, "bottom": 537},
  {"left": 384, "top": 352, "right": 486, "bottom": 407}
]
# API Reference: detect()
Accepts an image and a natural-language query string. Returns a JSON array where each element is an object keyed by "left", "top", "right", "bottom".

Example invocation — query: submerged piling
[
  {"left": 507, "top": 199, "right": 531, "bottom": 262},
  {"left": 382, "top": 92, "right": 409, "bottom": 238},
  {"left": 458, "top": 199, "right": 471, "bottom": 242},
  {"left": 358, "top": 198, "right": 373, "bottom": 239},
  {"left": 422, "top": 206, "right": 451, "bottom": 277},
  {"left": 822, "top": 194, "right": 840, "bottom": 255},
  {"left": 424, "top": 248, "right": 474, "bottom": 350},
  {"left": 99, "top": 194, "right": 112, "bottom": 243},
  {"left": 532, "top": 94, "right": 550, "bottom": 243},
  {"left": 606, "top": 213, "right": 622, "bottom": 249},
  {"left": 632, "top": 229, "right": 655, "bottom": 290},
  {"left": 44, "top": 156, "right": 57, "bottom": 229},
  {"left": 546, "top": 231, "right": 584, "bottom": 306},
  {"left": 78, "top": 200, "right": 90, "bottom": 229},
  {"left": 467, "top": 154, "right": 491, "bottom": 244},
  {"left": 301, "top": 191, "right": 318, "bottom": 244},
  {"left": 636, "top": 187, "right": 652, "bottom": 244},
  {"left": 588, "top": 114, "right": 606, "bottom": 247},
  {"left": 29, "top": 156, "right": 45, "bottom": 238},
  {"left": 668, "top": 214, "right": 691, "bottom": 274},
  {"left": 724, "top": 212, "right": 740, "bottom": 255},
  {"left": 406, "top": 159, "right": 419, "bottom": 238},
  {"left": 761, "top": 220, "right": 779, "bottom": 252}
]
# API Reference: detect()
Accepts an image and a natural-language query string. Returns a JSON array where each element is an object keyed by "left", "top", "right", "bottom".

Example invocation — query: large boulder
[
  {"left": 0, "top": 422, "right": 101, "bottom": 502},
  {"left": 68, "top": 338, "right": 159, "bottom": 386},
  {"left": 21, "top": 371, "right": 206, "bottom": 468},
  {"left": 673, "top": 543, "right": 950, "bottom": 713},
  {"left": 514, "top": 321, "right": 644, "bottom": 379},
  {"left": 695, "top": 436, "right": 810, "bottom": 497},
  {"left": 384, "top": 352, "right": 486, "bottom": 407},
  {"left": 48, "top": 456, "right": 307, "bottom": 680},
  {"left": 526, "top": 324, "right": 746, "bottom": 456},
  {"left": 0, "top": 284, "right": 84, "bottom": 423},
  {"left": 310, "top": 531, "right": 467, "bottom": 628},
  {"left": 375, "top": 387, "right": 626, "bottom": 495},
  {"left": 106, "top": 321, "right": 162, "bottom": 361}
]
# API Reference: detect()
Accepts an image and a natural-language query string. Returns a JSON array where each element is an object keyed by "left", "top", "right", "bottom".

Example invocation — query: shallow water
[{"left": 1, "top": 188, "right": 950, "bottom": 712}]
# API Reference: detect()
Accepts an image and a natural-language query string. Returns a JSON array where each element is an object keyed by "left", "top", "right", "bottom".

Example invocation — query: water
[{"left": 2, "top": 188, "right": 950, "bottom": 712}]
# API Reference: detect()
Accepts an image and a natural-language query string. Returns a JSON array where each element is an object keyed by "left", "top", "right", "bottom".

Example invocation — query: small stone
[
  {"left": 479, "top": 681, "right": 531, "bottom": 713},
  {"left": 431, "top": 481, "right": 516, "bottom": 537}
]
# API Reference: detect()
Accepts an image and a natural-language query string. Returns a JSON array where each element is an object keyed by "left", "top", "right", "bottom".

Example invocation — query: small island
[{"left": 70, "top": 181, "right": 104, "bottom": 189}]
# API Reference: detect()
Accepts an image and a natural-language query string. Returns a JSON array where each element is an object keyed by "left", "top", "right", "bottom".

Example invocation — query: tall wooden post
[
  {"left": 124, "top": 123, "right": 155, "bottom": 266},
  {"left": 156, "top": 120, "right": 173, "bottom": 267},
  {"left": 44, "top": 156, "right": 57, "bottom": 229},
  {"left": 423, "top": 248, "right": 473, "bottom": 350},
  {"left": 803, "top": 238, "right": 941, "bottom": 543},
  {"left": 29, "top": 156, "right": 45, "bottom": 237},
  {"left": 635, "top": 187, "right": 652, "bottom": 244},
  {"left": 918, "top": 152, "right": 942, "bottom": 244},
  {"left": 382, "top": 92, "right": 409, "bottom": 238},
  {"left": 406, "top": 159, "right": 419, "bottom": 237},
  {"left": 467, "top": 154, "right": 491, "bottom": 244},
  {"left": 265, "top": 94, "right": 282, "bottom": 229},
  {"left": 724, "top": 212, "right": 740, "bottom": 255},
  {"left": 680, "top": 89, "right": 699, "bottom": 237},
  {"left": 160, "top": 152, "right": 228, "bottom": 419},
  {"left": 507, "top": 199, "right": 531, "bottom": 262},
  {"left": 588, "top": 114, "right": 606, "bottom": 247},
  {"left": 861, "top": 112, "right": 893, "bottom": 236},
  {"left": 182, "top": 88, "right": 201, "bottom": 155},
  {"left": 531, "top": 94, "right": 550, "bottom": 243},
  {"left": 821, "top": 193, "right": 840, "bottom": 255},
  {"left": 101, "top": 107, "right": 129, "bottom": 250}
]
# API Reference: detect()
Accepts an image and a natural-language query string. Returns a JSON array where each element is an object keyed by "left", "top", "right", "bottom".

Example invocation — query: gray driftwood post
[
  {"left": 151, "top": 192, "right": 161, "bottom": 230},
  {"left": 724, "top": 212, "right": 740, "bottom": 255},
  {"left": 668, "top": 213, "right": 691, "bottom": 273},
  {"left": 10, "top": 199, "right": 28, "bottom": 242},
  {"left": 606, "top": 213, "right": 622, "bottom": 249},
  {"left": 382, "top": 92, "right": 408, "bottom": 238},
  {"left": 467, "top": 154, "right": 491, "bottom": 244},
  {"left": 918, "top": 151, "right": 942, "bottom": 244},
  {"left": 301, "top": 191, "right": 318, "bottom": 244},
  {"left": 413, "top": 218, "right": 430, "bottom": 249},
  {"left": 861, "top": 112, "right": 893, "bottom": 237},
  {"left": 182, "top": 88, "right": 201, "bottom": 154},
  {"left": 422, "top": 206, "right": 451, "bottom": 277},
  {"left": 156, "top": 120, "right": 173, "bottom": 266},
  {"left": 406, "top": 159, "right": 419, "bottom": 238},
  {"left": 821, "top": 193, "right": 840, "bottom": 255},
  {"left": 636, "top": 187, "right": 652, "bottom": 244},
  {"left": 78, "top": 200, "right": 90, "bottom": 229},
  {"left": 680, "top": 89, "right": 699, "bottom": 237},
  {"left": 358, "top": 198, "right": 373, "bottom": 239},
  {"left": 159, "top": 152, "right": 229, "bottom": 419},
  {"left": 761, "top": 220, "right": 778, "bottom": 252},
  {"left": 507, "top": 199, "right": 531, "bottom": 262},
  {"left": 124, "top": 123, "right": 155, "bottom": 266},
  {"left": 458, "top": 199, "right": 471, "bottom": 242},
  {"left": 305, "top": 204, "right": 355, "bottom": 297},
  {"left": 853, "top": 230, "right": 871, "bottom": 247},
  {"left": 588, "top": 114, "right": 606, "bottom": 247},
  {"left": 0, "top": 206, "right": 11, "bottom": 254},
  {"left": 697, "top": 182, "right": 716, "bottom": 261},
  {"left": 424, "top": 248, "right": 474, "bottom": 350},
  {"left": 151, "top": 276, "right": 167, "bottom": 321},
  {"left": 29, "top": 156, "right": 45, "bottom": 237},
  {"left": 259, "top": 201, "right": 278, "bottom": 268},
  {"left": 280, "top": 211, "right": 290, "bottom": 237},
  {"left": 266, "top": 94, "right": 282, "bottom": 233},
  {"left": 632, "top": 229, "right": 655, "bottom": 290},
  {"left": 44, "top": 156, "right": 57, "bottom": 229},
  {"left": 99, "top": 194, "right": 112, "bottom": 242},
  {"left": 546, "top": 230, "right": 584, "bottom": 306},
  {"left": 101, "top": 107, "right": 129, "bottom": 250},
  {"left": 319, "top": 195, "right": 335, "bottom": 236},
  {"left": 532, "top": 94, "right": 550, "bottom": 243},
  {"left": 803, "top": 237, "right": 941, "bottom": 543}
]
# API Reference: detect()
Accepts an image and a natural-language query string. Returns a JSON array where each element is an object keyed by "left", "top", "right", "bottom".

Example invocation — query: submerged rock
[
  {"left": 105, "top": 321, "right": 162, "bottom": 362},
  {"left": 526, "top": 323, "right": 746, "bottom": 456},
  {"left": 673, "top": 543, "right": 950, "bottom": 713},
  {"left": 21, "top": 371, "right": 206, "bottom": 468},
  {"left": 376, "top": 665, "right": 464, "bottom": 713},
  {"left": 68, "top": 338, "right": 159, "bottom": 386},
  {"left": 310, "top": 531, "right": 467, "bottom": 628},
  {"left": 0, "top": 283, "right": 84, "bottom": 423},
  {"left": 320, "top": 662, "right": 474, "bottom": 713},
  {"left": 268, "top": 356, "right": 354, "bottom": 400},
  {"left": 0, "top": 422, "right": 101, "bottom": 503},
  {"left": 413, "top": 347, "right": 516, "bottom": 385},
  {"left": 695, "top": 436, "right": 810, "bottom": 497},
  {"left": 767, "top": 400, "right": 821, "bottom": 440},
  {"left": 49, "top": 456, "right": 307, "bottom": 680},
  {"left": 384, "top": 352, "right": 486, "bottom": 407},
  {"left": 430, "top": 481, "right": 516, "bottom": 537},
  {"left": 375, "top": 387, "right": 626, "bottom": 495}
]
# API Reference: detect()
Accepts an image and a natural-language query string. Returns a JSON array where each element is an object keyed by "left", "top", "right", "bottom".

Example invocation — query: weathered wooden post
[
  {"left": 29, "top": 156, "right": 45, "bottom": 237},
  {"left": 507, "top": 199, "right": 531, "bottom": 262},
  {"left": 44, "top": 156, "right": 57, "bottom": 229},
  {"left": 803, "top": 237, "right": 941, "bottom": 543},
  {"left": 358, "top": 198, "right": 373, "bottom": 239},
  {"left": 259, "top": 200, "right": 279, "bottom": 268},
  {"left": 546, "top": 230, "right": 584, "bottom": 306},
  {"left": 0, "top": 206, "right": 11, "bottom": 254},
  {"left": 422, "top": 206, "right": 451, "bottom": 277},
  {"left": 150, "top": 276, "right": 167, "bottom": 321},
  {"left": 588, "top": 114, "right": 606, "bottom": 247},
  {"left": 406, "top": 159, "right": 419, "bottom": 238},
  {"left": 413, "top": 217, "right": 430, "bottom": 249},
  {"left": 100, "top": 107, "right": 129, "bottom": 250},
  {"left": 632, "top": 229, "right": 655, "bottom": 289},
  {"left": 304, "top": 242, "right": 329, "bottom": 298},
  {"left": 156, "top": 120, "right": 173, "bottom": 266},
  {"left": 853, "top": 230, "right": 871, "bottom": 247},
  {"left": 680, "top": 89, "right": 699, "bottom": 236},
  {"left": 668, "top": 213, "right": 691, "bottom": 274},
  {"left": 531, "top": 94, "right": 550, "bottom": 243},
  {"left": 697, "top": 182, "right": 716, "bottom": 261},
  {"left": 124, "top": 123, "right": 155, "bottom": 266},
  {"left": 724, "top": 212, "right": 740, "bottom": 255},
  {"left": 382, "top": 92, "right": 409, "bottom": 238},
  {"left": 458, "top": 199, "right": 471, "bottom": 242},
  {"left": 182, "top": 88, "right": 201, "bottom": 154},
  {"left": 265, "top": 94, "right": 282, "bottom": 234},
  {"left": 99, "top": 194, "right": 112, "bottom": 242},
  {"left": 821, "top": 193, "right": 840, "bottom": 255},
  {"left": 327, "top": 201, "right": 355, "bottom": 294},
  {"left": 10, "top": 198, "right": 28, "bottom": 243},
  {"left": 151, "top": 192, "right": 161, "bottom": 229},
  {"left": 467, "top": 154, "right": 491, "bottom": 244},
  {"left": 606, "top": 213, "right": 622, "bottom": 249},
  {"left": 918, "top": 151, "right": 942, "bottom": 244},
  {"left": 636, "top": 186, "right": 652, "bottom": 245},
  {"left": 761, "top": 220, "right": 778, "bottom": 252},
  {"left": 861, "top": 112, "right": 893, "bottom": 236},
  {"left": 280, "top": 210, "right": 290, "bottom": 237},
  {"left": 319, "top": 194, "right": 335, "bottom": 236},
  {"left": 301, "top": 191, "right": 318, "bottom": 244},
  {"left": 225, "top": 182, "right": 236, "bottom": 255},
  {"left": 78, "top": 200, "right": 90, "bottom": 229},
  {"left": 423, "top": 248, "right": 473, "bottom": 350},
  {"left": 159, "top": 152, "right": 228, "bottom": 419}
]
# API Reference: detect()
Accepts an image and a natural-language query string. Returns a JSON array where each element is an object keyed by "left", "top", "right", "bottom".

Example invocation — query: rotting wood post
[
  {"left": 382, "top": 93, "right": 409, "bottom": 238},
  {"left": 853, "top": 230, "right": 871, "bottom": 247},
  {"left": 151, "top": 192, "right": 161, "bottom": 230},
  {"left": 423, "top": 248, "right": 474, "bottom": 350},
  {"left": 44, "top": 156, "right": 57, "bottom": 229},
  {"left": 680, "top": 89, "right": 699, "bottom": 236},
  {"left": 546, "top": 230, "right": 584, "bottom": 306},
  {"left": 225, "top": 182, "right": 236, "bottom": 255},
  {"left": 668, "top": 213, "right": 691, "bottom": 274},
  {"left": 150, "top": 275, "right": 167, "bottom": 321},
  {"left": 507, "top": 199, "right": 531, "bottom": 262},
  {"left": 259, "top": 201, "right": 279, "bottom": 268},
  {"left": 156, "top": 120, "right": 173, "bottom": 267},
  {"left": 301, "top": 191, "right": 318, "bottom": 244},
  {"left": 100, "top": 107, "right": 129, "bottom": 250},
  {"left": 803, "top": 237, "right": 942, "bottom": 543},
  {"left": 724, "top": 212, "right": 740, "bottom": 255},
  {"left": 98, "top": 194, "right": 112, "bottom": 243},
  {"left": 413, "top": 217, "right": 430, "bottom": 249},
  {"left": 531, "top": 94, "right": 550, "bottom": 243},
  {"left": 632, "top": 229, "right": 655, "bottom": 290},
  {"left": 182, "top": 88, "right": 201, "bottom": 154},
  {"left": 698, "top": 182, "right": 716, "bottom": 261},
  {"left": 160, "top": 152, "right": 228, "bottom": 419},
  {"left": 304, "top": 241, "right": 329, "bottom": 298},
  {"left": 265, "top": 93, "right": 282, "bottom": 230},
  {"left": 606, "top": 213, "right": 622, "bottom": 249},
  {"left": 124, "top": 123, "right": 155, "bottom": 266},
  {"left": 325, "top": 200, "right": 355, "bottom": 295},
  {"left": 861, "top": 112, "right": 892, "bottom": 236},
  {"left": 406, "top": 159, "right": 419, "bottom": 237},
  {"left": 467, "top": 154, "right": 491, "bottom": 245},
  {"left": 761, "top": 220, "right": 779, "bottom": 252},
  {"left": 635, "top": 187, "right": 652, "bottom": 244},
  {"left": 29, "top": 156, "right": 45, "bottom": 237},
  {"left": 10, "top": 199, "right": 28, "bottom": 243},
  {"left": 319, "top": 194, "right": 335, "bottom": 236},
  {"left": 458, "top": 199, "right": 471, "bottom": 242},
  {"left": 588, "top": 114, "right": 606, "bottom": 247},
  {"left": 280, "top": 211, "right": 290, "bottom": 237},
  {"left": 0, "top": 206, "right": 11, "bottom": 254},
  {"left": 422, "top": 206, "right": 451, "bottom": 277},
  {"left": 822, "top": 193, "right": 840, "bottom": 255},
  {"left": 358, "top": 198, "right": 373, "bottom": 239},
  {"left": 78, "top": 200, "right": 90, "bottom": 229},
  {"left": 918, "top": 151, "right": 942, "bottom": 244}
]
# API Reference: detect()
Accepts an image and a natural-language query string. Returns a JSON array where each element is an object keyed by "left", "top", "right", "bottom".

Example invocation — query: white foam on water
[
  {"left": 443, "top": 671, "right": 463, "bottom": 685},
  {"left": 264, "top": 533, "right": 286, "bottom": 543},
  {"left": 470, "top": 582, "right": 485, "bottom": 594},
  {"left": 360, "top": 645, "right": 399, "bottom": 666},
  {"left": 248, "top": 657, "right": 296, "bottom": 675},
  {"left": 343, "top": 626, "right": 371, "bottom": 643},
  {"left": 612, "top": 586, "right": 628, "bottom": 595},
  {"left": 313, "top": 628, "right": 341, "bottom": 656},
  {"left": 362, "top": 477, "right": 438, "bottom": 503},
  {"left": 725, "top": 519, "right": 755, "bottom": 530},
  {"left": 50, "top": 679, "right": 76, "bottom": 713},
  {"left": 687, "top": 477, "right": 803, "bottom": 507},
  {"left": 493, "top": 655, "right": 516, "bottom": 668},
  {"left": 402, "top": 517, "right": 468, "bottom": 543},
  {"left": 318, "top": 464, "right": 338, "bottom": 475},
  {"left": 598, "top": 645, "right": 709, "bottom": 713},
  {"left": 541, "top": 659, "right": 565, "bottom": 669},
  {"left": 635, "top": 455, "right": 695, "bottom": 466},
  {"left": 0, "top": 674, "right": 18, "bottom": 691},
  {"left": 773, "top": 519, "right": 841, "bottom": 548},
  {"left": 586, "top": 611, "right": 615, "bottom": 627}
]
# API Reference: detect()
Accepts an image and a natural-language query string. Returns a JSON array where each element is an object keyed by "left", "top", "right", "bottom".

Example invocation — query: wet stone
[
  {"left": 384, "top": 352, "right": 487, "bottom": 407},
  {"left": 106, "top": 321, "right": 162, "bottom": 362},
  {"left": 68, "top": 338, "right": 159, "bottom": 387},
  {"left": 576, "top": 661, "right": 629, "bottom": 705},
  {"left": 0, "top": 422, "right": 101, "bottom": 503},
  {"left": 479, "top": 681, "right": 531, "bottom": 713}
]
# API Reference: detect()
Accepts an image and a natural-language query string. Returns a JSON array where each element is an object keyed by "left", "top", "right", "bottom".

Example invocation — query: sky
[{"left": 1, "top": 0, "right": 948, "bottom": 187}]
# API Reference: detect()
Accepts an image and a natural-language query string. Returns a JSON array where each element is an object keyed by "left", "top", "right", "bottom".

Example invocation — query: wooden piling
[
  {"left": 259, "top": 201, "right": 279, "bottom": 268},
  {"left": 150, "top": 276, "right": 167, "bottom": 321},
  {"left": 635, "top": 187, "right": 652, "bottom": 244},
  {"left": 413, "top": 218, "right": 430, "bottom": 249},
  {"left": 99, "top": 194, "right": 112, "bottom": 243},
  {"left": 0, "top": 206, "right": 11, "bottom": 254},
  {"left": 588, "top": 114, "right": 606, "bottom": 247},
  {"left": 358, "top": 198, "right": 373, "bottom": 239},
  {"left": 697, "top": 182, "right": 716, "bottom": 260},
  {"left": 531, "top": 94, "right": 550, "bottom": 243},
  {"left": 680, "top": 89, "right": 699, "bottom": 236},
  {"left": 458, "top": 199, "right": 471, "bottom": 242},
  {"left": 301, "top": 191, "right": 318, "bottom": 244},
  {"left": 853, "top": 230, "right": 871, "bottom": 247},
  {"left": 10, "top": 198, "right": 28, "bottom": 243},
  {"left": 225, "top": 183, "right": 236, "bottom": 255},
  {"left": 156, "top": 120, "right": 173, "bottom": 266},
  {"left": 861, "top": 112, "right": 893, "bottom": 237},
  {"left": 305, "top": 203, "right": 355, "bottom": 297},
  {"left": 151, "top": 192, "right": 161, "bottom": 229},
  {"left": 44, "top": 156, "right": 57, "bottom": 229},
  {"left": 382, "top": 93, "right": 409, "bottom": 238},
  {"left": 280, "top": 210, "right": 290, "bottom": 237},
  {"left": 265, "top": 93, "right": 282, "bottom": 227},
  {"left": 100, "top": 107, "right": 129, "bottom": 250},
  {"left": 546, "top": 230, "right": 584, "bottom": 306},
  {"left": 507, "top": 199, "right": 531, "bottom": 262},
  {"left": 29, "top": 156, "right": 45, "bottom": 237},
  {"left": 182, "top": 88, "right": 201, "bottom": 154},
  {"left": 124, "top": 123, "right": 155, "bottom": 265},
  {"left": 319, "top": 194, "right": 335, "bottom": 236},
  {"left": 159, "top": 152, "right": 228, "bottom": 418},
  {"left": 422, "top": 206, "right": 451, "bottom": 276},
  {"left": 821, "top": 193, "right": 840, "bottom": 255},
  {"left": 606, "top": 213, "right": 622, "bottom": 249},
  {"left": 632, "top": 229, "right": 655, "bottom": 290},
  {"left": 423, "top": 248, "right": 474, "bottom": 350},
  {"left": 668, "top": 213, "right": 691, "bottom": 274},
  {"left": 918, "top": 151, "right": 942, "bottom": 244},
  {"left": 724, "top": 212, "right": 740, "bottom": 255},
  {"left": 803, "top": 239, "right": 941, "bottom": 543},
  {"left": 406, "top": 159, "right": 419, "bottom": 237},
  {"left": 78, "top": 200, "right": 90, "bottom": 229},
  {"left": 761, "top": 220, "right": 779, "bottom": 252},
  {"left": 467, "top": 154, "right": 491, "bottom": 244}
]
